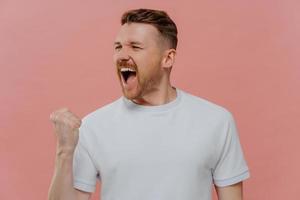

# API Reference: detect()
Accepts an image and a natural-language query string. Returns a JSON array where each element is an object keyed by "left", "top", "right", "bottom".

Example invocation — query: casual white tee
[{"left": 73, "top": 88, "right": 250, "bottom": 200}]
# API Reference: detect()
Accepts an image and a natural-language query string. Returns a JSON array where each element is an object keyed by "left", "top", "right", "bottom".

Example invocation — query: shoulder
[
  {"left": 81, "top": 97, "right": 123, "bottom": 126},
  {"left": 180, "top": 89, "right": 234, "bottom": 123}
]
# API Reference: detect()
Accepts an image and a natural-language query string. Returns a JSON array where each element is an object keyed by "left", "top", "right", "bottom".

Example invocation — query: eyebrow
[{"left": 114, "top": 41, "right": 143, "bottom": 46}]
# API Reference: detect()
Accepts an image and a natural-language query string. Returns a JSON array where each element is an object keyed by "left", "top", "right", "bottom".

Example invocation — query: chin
[
  {"left": 122, "top": 89, "right": 137, "bottom": 100},
  {"left": 122, "top": 87, "right": 144, "bottom": 101}
]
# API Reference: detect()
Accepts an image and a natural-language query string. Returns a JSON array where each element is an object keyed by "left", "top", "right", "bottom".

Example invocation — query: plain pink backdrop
[{"left": 1, "top": 0, "right": 299, "bottom": 199}]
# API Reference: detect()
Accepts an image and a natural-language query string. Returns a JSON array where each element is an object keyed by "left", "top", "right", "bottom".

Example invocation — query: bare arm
[
  {"left": 48, "top": 108, "right": 91, "bottom": 200},
  {"left": 215, "top": 182, "right": 243, "bottom": 200}
]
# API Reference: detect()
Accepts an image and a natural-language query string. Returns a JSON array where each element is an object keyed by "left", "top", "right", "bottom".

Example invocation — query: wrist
[{"left": 56, "top": 146, "right": 75, "bottom": 158}]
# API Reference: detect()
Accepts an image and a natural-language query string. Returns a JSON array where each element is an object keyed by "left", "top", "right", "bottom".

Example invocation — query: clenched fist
[{"left": 50, "top": 108, "right": 82, "bottom": 154}]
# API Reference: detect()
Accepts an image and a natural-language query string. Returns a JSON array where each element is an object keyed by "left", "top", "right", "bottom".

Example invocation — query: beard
[{"left": 116, "top": 59, "right": 162, "bottom": 102}]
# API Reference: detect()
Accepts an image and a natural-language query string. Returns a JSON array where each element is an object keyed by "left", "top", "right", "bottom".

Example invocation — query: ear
[{"left": 161, "top": 49, "right": 176, "bottom": 70}]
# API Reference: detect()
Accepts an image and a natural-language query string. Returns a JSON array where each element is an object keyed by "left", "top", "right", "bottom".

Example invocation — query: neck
[{"left": 132, "top": 84, "right": 177, "bottom": 106}]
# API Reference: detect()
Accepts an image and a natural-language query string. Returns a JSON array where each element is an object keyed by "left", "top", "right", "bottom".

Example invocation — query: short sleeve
[
  {"left": 73, "top": 124, "right": 99, "bottom": 193},
  {"left": 212, "top": 112, "right": 250, "bottom": 187}
]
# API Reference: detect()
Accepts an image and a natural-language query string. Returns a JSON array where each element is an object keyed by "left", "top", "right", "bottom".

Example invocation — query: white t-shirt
[{"left": 73, "top": 88, "right": 250, "bottom": 200}]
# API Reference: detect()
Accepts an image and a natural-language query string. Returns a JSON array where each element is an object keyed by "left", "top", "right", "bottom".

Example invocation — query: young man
[{"left": 48, "top": 8, "right": 250, "bottom": 200}]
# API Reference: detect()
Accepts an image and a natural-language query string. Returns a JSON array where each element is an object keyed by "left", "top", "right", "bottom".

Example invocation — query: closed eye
[
  {"left": 132, "top": 46, "right": 142, "bottom": 50},
  {"left": 114, "top": 45, "right": 122, "bottom": 50}
]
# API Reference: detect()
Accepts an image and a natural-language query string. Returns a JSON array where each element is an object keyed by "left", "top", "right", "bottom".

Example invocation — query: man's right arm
[{"left": 48, "top": 108, "right": 91, "bottom": 200}]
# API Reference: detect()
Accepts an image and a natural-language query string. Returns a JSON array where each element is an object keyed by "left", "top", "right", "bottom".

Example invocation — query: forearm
[{"left": 48, "top": 151, "right": 77, "bottom": 200}]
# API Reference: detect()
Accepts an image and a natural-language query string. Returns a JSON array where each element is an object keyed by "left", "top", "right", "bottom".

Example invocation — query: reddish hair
[{"left": 121, "top": 8, "right": 178, "bottom": 49}]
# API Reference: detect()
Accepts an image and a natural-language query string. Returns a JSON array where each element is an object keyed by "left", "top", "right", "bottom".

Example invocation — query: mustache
[{"left": 117, "top": 60, "right": 137, "bottom": 70}]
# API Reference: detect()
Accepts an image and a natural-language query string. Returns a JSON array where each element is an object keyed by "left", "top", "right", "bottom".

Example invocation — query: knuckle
[
  {"left": 50, "top": 112, "right": 59, "bottom": 122},
  {"left": 60, "top": 107, "right": 69, "bottom": 112},
  {"left": 50, "top": 108, "right": 80, "bottom": 127},
  {"left": 49, "top": 113, "right": 54, "bottom": 121}
]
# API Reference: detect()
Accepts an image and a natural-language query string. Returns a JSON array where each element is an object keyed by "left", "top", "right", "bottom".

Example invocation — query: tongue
[{"left": 125, "top": 74, "right": 137, "bottom": 90}]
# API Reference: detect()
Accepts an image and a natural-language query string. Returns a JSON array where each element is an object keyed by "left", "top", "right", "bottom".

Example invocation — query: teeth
[{"left": 120, "top": 67, "right": 136, "bottom": 72}]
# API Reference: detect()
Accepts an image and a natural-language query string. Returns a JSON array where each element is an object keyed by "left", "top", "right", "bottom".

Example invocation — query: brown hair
[{"left": 121, "top": 8, "right": 178, "bottom": 49}]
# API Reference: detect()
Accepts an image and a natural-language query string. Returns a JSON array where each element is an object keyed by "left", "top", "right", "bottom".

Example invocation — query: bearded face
[{"left": 113, "top": 23, "right": 165, "bottom": 101}]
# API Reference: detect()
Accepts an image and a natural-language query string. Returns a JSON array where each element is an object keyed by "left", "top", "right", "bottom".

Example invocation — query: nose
[{"left": 116, "top": 47, "right": 130, "bottom": 61}]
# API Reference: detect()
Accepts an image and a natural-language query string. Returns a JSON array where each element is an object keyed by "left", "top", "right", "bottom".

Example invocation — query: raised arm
[{"left": 48, "top": 108, "right": 91, "bottom": 200}]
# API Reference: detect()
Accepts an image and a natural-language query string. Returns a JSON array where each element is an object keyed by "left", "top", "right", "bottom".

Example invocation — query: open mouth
[{"left": 120, "top": 68, "right": 137, "bottom": 83}]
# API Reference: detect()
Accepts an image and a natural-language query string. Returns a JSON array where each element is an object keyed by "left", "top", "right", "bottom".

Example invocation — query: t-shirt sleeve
[
  {"left": 73, "top": 124, "right": 99, "bottom": 193},
  {"left": 212, "top": 112, "right": 250, "bottom": 187}
]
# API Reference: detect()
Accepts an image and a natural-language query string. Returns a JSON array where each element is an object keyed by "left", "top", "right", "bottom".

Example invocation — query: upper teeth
[{"left": 120, "top": 67, "right": 136, "bottom": 72}]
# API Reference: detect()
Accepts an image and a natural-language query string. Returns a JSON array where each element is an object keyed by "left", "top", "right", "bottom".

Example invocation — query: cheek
[
  {"left": 148, "top": 56, "right": 163, "bottom": 74},
  {"left": 135, "top": 52, "right": 162, "bottom": 76},
  {"left": 113, "top": 54, "right": 118, "bottom": 65}
]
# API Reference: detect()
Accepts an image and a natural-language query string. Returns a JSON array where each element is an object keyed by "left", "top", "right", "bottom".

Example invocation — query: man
[{"left": 48, "top": 8, "right": 250, "bottom": 200}]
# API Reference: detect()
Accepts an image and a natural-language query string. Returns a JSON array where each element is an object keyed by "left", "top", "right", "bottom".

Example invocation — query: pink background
[{"left": 1, "top": 0, "right": 299, "bottom": 199}]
